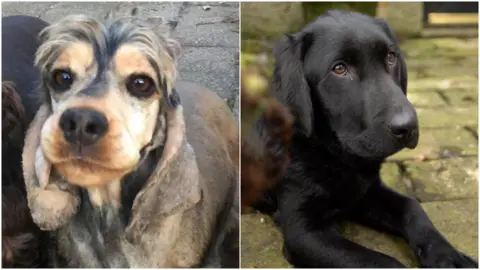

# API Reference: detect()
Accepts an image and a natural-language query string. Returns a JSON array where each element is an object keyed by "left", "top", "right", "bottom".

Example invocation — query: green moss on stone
[
  {"left": 390, "top": 127, "right": 477, "bottom": 161},
  {"left": 407, "top": 92, "right": 447, "bottom": 107},
  {"left": 404, "top": 157, "right": 478, "bottom": 202},
  {"left": 416, "top": 107, "right": 477, "bottom": 128},
  {"left": 341, "top": 222, "right": 418, "bottom": 267},
  {"left": 381, "top": 162, "right": 414, "bottom": 196},
  {"left": 241, "top": 213, "right": 291, "bottom": 268},
  {"left": 421, "top": 199, "right": 478, "bottom": 260},
  {"left": 241, "top": 200, "right": 478, "bottom": 268}
]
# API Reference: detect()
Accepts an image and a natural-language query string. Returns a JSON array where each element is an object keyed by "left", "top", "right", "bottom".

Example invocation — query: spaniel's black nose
[{"left": 59, "top": 107, "right": 109, "bottom": 146}]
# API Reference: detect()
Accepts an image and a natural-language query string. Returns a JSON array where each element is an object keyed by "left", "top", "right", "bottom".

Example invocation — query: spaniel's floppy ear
[
  {"left": 22, "top": 105, "right": 80, "bottom": 230},
  {"left": 125, "top": 106, "right": 201, "bottom": 245},
  {"left": 272, "top": 32, "right": 314, "bottom": 137},
  {"left": 374, "top": 18, "right": 408, "bottom": 93}
]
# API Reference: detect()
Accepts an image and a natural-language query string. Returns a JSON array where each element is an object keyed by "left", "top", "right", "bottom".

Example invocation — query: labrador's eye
[
  {"left": 52, "top": 69, "right": 74, "bottom": 91},
  {"left": 332, "top": 63, "right": 347, "bottom": 75},
  {"left": 126, "top": 75, "right": 156, "bottom": 98},
  {"left": 387, "top": 52, "right": 396, "bottom": 65}
]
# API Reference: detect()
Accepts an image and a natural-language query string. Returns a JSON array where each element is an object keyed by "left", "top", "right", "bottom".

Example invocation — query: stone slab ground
[
  {"left": 2, "top": 1, "right": 240, "bottom": 119},
  {"left": 241, "top": 36, "right": 478, "bottom": 268}
]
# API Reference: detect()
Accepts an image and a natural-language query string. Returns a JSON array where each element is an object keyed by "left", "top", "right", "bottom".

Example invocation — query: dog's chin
[
  {"left": 341, "top": 136, "right": 410, "bottom": 162},
  {"left": 41, "top": 143, "right": 141, "bottom": 187},
  {"left": 53, "top": 157, "right": 138, "bottom": 187}
]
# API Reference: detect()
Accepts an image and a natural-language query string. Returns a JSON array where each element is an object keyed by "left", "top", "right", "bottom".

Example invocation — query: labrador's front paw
[{"left": 418, "top": 243, "right": 478, "bottom": 268}]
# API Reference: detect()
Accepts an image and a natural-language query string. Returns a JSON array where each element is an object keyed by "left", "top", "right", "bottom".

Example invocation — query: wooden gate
[{"left": 423, "top": 2, "right": 478, "bottom": 28}]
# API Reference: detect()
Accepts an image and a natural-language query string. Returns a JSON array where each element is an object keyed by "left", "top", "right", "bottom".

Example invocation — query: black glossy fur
[
  {"left": 2, "top": 15, "right": 51, "bottom": 268},
  {"left": 255, "top": 10, "right": 478, "bottom": 268}
]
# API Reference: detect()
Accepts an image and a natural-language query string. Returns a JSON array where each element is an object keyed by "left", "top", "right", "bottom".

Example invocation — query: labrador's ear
[
  {"left": 272, "top": 32, "right": 314, "bottom": 137},
  {"left": 374, "top": 18, "right": 408, "bottom": 93}
]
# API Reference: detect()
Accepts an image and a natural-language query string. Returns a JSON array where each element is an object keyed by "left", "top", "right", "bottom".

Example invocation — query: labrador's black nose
[
  {"left": 389, "top": 110, "right": 419, "bottom": 148},
  {"left": 59, "top": 107, "right": 109, "bottom": 146}
]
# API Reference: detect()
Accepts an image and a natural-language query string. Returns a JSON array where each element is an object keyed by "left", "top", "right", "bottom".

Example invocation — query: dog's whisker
[
  {"left": 347, "top": 73, "right": 354, "bottom": 81},
  {"left": 317, "top": 72, "right": 332, "bottom": 87}
]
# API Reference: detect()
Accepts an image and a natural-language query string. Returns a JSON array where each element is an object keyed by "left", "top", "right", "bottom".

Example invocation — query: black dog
[
  {"left": 2, "top": 15, "right": 51, "bottom": 267},
  {"left": 254, "top": 10, "right": 478, "bottom": 268}
]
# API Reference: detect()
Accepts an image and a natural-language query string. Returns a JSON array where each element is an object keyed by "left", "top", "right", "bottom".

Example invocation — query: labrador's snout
[{"left": 388, "top": 105, "right": 419, "bottom": 149}]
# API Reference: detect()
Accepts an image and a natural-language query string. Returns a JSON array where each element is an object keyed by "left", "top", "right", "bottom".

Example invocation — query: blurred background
[{"left": 241, "top": 2, "right": 478, "bottom": 268}]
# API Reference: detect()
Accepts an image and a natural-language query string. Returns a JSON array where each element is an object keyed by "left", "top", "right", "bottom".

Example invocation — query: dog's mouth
[
  {"left": 50, "top": 140, "right": 141, "bottom": 172},
  {"left": 43, "top": 143, "right": 140, "bottom": 187},
  {"left": 70, "top": 142, "right": 99, "bottom": 160}
]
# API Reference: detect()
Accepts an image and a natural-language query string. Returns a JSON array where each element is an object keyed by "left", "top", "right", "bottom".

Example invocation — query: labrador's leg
[
  {"left": 278, "top": 194, "right": 406, "bottom": 268},
  {"left": 352, "top": 182, "right": 478, "bottom": 268}
]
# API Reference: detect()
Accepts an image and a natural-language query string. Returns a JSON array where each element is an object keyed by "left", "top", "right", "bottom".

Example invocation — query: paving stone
[
  {"left": 420, "top": 199, "right": 478, "bottom": 261},
  {"left": 2, "top": 2, "right": 184, "bottom": 26},
  {"left": 2, "top": 2, "right": 56, "bottom": 17},
  {"left": 241, "top": 213, "right": 291, "bottom": 268},
  {"left": 442, "top": 90, "right": 478, "bottom": 107},
  {"left": 406, "top": 56, "right": 478, "bottom": 71},
  {"left": 404, "top": 157, "right": 478, "bottom": 202},
  {"left": 116, "top": 2, "right": 185, "bottom": 20},
  {"left": 173, "top": 3, "right": 239, "bottom": 47},
  {"left": 178, "top": 46, "right": 238, "bottom": 98},
  {"left": 37, "top": 2, "right": 184, "bottom": 23},
  {"left": 190, "top": 2, "right": 239, "bottom": 7},
  {"left": 407, "top": 63, "right": 478, "bottom": 81},
  {"left": 407, "top": 91, "right": 447, "bottom": 107},
  {"left": 401, "top": 38, "right": 478, "bottom": 60},
  {"left": 416, "top": 107, "right": 478, "bottom": 128},
  {"left": 242, "top": 199, "right": 478, "bottom": 268},
  {"left": 40, "top": 2, "right": 127, "bottom": 22},
  {"left": 381, "top": 162, "right": 414, "bottom": 196},
  {"left": 389, "top": 127, "right": 477, "bottom": 161},
  {"left": 408, "top": 77, "right": 478, "bottom": 92},
  {"left": 178, "top": 46, "right": 239, "bottom": 119},
  {"left": 343, "top": 199, "right": 478, "bottom": 266},
  {"left": 342, "top": 222, "right": 418, "bottom": 267}
]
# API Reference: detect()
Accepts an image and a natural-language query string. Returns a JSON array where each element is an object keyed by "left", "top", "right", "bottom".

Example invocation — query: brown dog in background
[{"left": 240, "top": 65, "right": 294, "bottom": 212}]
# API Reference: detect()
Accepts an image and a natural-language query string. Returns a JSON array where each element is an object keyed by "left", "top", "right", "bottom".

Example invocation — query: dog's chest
[
  {"left": 56, "top": 193, "right": 133, "bottom": 267},
  {"left": 287, "top": 157, "right": 377, "bottom": 205},
  {"left": 55, "top": 194, "right": 200, "bottom": 267}
]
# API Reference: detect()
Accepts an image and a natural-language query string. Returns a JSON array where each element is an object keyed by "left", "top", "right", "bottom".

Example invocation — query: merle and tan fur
[{"left": 22, "top": 13, "right": 238, "bottom": 267}]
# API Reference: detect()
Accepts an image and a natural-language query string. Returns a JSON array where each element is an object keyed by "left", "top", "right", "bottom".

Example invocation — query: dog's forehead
[
  {"left": 42, "top": 17, "right": 157, "bottom": 70},
  {"left": 308, "top": 12, "right": 392, "bottom": 46}
]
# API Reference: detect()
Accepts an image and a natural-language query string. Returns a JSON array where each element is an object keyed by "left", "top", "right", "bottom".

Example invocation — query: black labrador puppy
[{"left": 255, "top": 10, "right": 478, "bottom": 268}]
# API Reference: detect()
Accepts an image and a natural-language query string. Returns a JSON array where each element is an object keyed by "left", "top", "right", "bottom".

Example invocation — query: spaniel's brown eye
[
  {"left": 126, "top": 75, "right": 156, "bottom": 98},
  {"left": 52, "top": 69, "right": 74, "bottom": 91},
  {"left": 332, "top": 63, "right": 347, "bottom": 75},
  {"left": 387, "top": 52, "right": 396, "bottom": 65}
]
